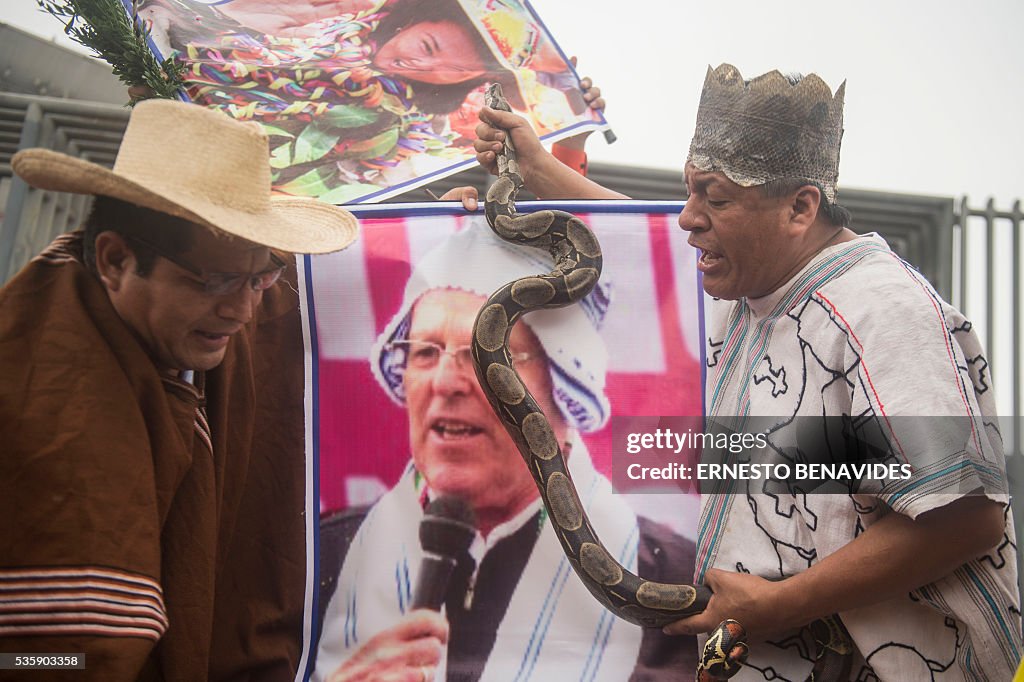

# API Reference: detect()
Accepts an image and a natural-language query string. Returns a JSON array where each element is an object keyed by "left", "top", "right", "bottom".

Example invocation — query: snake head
[
  {"left": 697, "top": 619, "right": 749, "bottom": 681},
  {"left": 485, "top": 82, "right": 513, "bottom": 113}
]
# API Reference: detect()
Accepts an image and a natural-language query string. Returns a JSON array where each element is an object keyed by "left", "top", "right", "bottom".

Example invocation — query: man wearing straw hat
[
  {"left": 0, "top": 99, "right": 357, "bottom": 680},
  {"left": 464, "top": 65, "right": 1020, "bottom": 679}
]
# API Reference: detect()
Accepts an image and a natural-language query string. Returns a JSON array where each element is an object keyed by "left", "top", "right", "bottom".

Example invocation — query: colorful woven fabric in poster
[
  {"left": 133, "top": 0, "right": 607, "bottom": 203},
  {"left": 297, "top": 202, "right": 705, "bottom": 680}
]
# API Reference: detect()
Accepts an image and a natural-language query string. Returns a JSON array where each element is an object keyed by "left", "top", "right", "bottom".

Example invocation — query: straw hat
[{"left": 12, "top": 99, "right": 358, "bottom": 254}]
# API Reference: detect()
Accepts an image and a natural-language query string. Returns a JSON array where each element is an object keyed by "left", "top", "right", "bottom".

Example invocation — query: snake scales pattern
[{"left": 470, "top": 83, "right": 852, "bottom": 681}]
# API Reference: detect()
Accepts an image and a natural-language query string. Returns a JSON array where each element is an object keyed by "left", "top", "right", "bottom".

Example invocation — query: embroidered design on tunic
[
  {"left": 752, "top": 355, "right": 787, "bottom": 397},
  {"left": 707, "top": 338, "right": 723, "bottom": 368}
]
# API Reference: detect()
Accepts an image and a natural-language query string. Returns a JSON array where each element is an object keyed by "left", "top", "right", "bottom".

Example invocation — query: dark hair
[
  {"left": 759, "top": 178, "right": 851, "bottom": 228},
  {"left": 372, "top": 0, "right": 507, "bottom": 114},
  {"left": 83, "top": 196, "right": 198, "bottom": 277}
]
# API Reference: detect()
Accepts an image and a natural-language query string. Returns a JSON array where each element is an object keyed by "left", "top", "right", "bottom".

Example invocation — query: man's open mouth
[
  {"left": 431, "top": 419, "right": 484, "bottom": 439},
  {"left": 699, "top": 249, "right": 723, "bottom": 265}
]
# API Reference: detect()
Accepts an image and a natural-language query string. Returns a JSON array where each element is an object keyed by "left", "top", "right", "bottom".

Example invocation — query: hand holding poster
[
  {"left": 133, "top": 0, "right": 608, "bottom": 202},
  {"left": 300, "top": 202, "right": 705, "bottom": 680}
]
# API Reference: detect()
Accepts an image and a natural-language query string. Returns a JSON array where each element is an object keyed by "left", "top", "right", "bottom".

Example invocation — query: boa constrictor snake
[{"left": 470, "top": 83, "right": 853, "bottom": 681}]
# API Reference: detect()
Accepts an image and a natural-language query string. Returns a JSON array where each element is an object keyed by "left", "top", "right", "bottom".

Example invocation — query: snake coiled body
[
  {"left": 471, "top": 83, "right": 851, "bottom": 681},
  {"left": 472, "top": 84, "right": 711, "bottom": 631}
]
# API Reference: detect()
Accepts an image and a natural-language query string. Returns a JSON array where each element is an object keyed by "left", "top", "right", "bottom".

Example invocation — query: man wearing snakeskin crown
[
  {"left": 465, "top": 64, "right": 1021, "bottom": 680},
  {"left": 312, "top": 221, "right": 698, "bottom": 682}
]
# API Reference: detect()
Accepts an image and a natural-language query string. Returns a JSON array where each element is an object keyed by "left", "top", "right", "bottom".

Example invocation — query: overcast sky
[
  {"left": 531, "top": 0, "right": 1022, "bottom": 206},
  {"left": 4, "top": 0, "right": 1021, "bottom": 205}
]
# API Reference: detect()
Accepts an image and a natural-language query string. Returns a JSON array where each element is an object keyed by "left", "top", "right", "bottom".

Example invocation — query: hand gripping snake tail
[{"left": 471, "top": 83, "right": 852, "bottom": 682}]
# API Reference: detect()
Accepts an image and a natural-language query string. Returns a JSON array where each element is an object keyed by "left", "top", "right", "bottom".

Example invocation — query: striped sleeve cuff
[{"left": 0, "top": 566, "right": 168, "bottom": 641}]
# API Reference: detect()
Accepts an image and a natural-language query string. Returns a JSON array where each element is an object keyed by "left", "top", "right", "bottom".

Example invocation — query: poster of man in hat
[
  {"left": 132, "top": 0, "right": 608, "bottom": 203},
  {"left": 304, "top": 205, "right": 705, "bottom": 680}
]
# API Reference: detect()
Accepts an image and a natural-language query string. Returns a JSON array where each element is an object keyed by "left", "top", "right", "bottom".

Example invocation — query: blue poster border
[{"left": 298, "top": 199, "right": 702, "bottom": 680}]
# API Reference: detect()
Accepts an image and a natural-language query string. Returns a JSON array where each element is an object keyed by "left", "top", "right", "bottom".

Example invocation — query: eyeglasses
[
  {"left": 386, "top": 340, "right": 535, "bottom": 372},
  {"left": 126, "top": 235, "right": 286, "bottom": 296}
]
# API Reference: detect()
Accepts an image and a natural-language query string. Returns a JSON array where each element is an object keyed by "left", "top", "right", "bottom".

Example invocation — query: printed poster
[
  {"left": 133, "top": 0, "right": 608, "bottom": 203},
  {"left": 297, "top": 201, "right": 706, "bottom": 680}
]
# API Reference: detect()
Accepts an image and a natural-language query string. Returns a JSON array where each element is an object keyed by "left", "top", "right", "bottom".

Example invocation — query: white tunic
[{"left": 698, "top": 234, "right": 1021, "bottom": 680}]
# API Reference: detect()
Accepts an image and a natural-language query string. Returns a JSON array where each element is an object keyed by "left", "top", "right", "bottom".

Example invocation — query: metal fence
[
  {"left": 0, "top": 92, "right": 127, "bottom": 282},
  {"left": 953, "top": 198, "right": 1024, "bottom": 594},
  {"left": 954, "top": 198, "right": 1024, "bottom": 459}
]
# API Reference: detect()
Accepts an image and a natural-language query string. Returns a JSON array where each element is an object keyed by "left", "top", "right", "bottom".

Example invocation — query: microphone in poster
[{"left": 411, "top": 496, "right": 476, "bottom": 611}]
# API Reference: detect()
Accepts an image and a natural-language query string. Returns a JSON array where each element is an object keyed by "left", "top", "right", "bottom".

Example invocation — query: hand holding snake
[{"left": 470, "top": 83, "right": 852, "bottom": 681}]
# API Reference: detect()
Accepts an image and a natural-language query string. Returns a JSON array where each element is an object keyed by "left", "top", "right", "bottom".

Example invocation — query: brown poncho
[{"left": 0, "top": 233, "right": 308, "bottom": 681}]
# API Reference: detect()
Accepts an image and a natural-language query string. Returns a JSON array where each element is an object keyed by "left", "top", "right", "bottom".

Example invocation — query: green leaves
[
  {"left": 267, "top": 106, "right": 400, "bottom": 172},
  {"left": 293, "top": 124, "right": 341, "bottom": 164},
  {"left": 344, "top": 128, "right": 399, "bottom": 160},
  {"left": 291, "top": 104, "right": 390, "bottom": 164},
  {"left": 268, "top": 107, "right": 403, "bottom": 200},
  {"left": 269, "top": 142, "right": 293, "bottom": 170},
  {"left": 37, "top": 0, "right": 185, "bottom": 102},
  {"left": 276, "top": 167, "right": 336, "bottom": 196},
  {"left": 317, "top": 105, "right": 380, "bottom": 129},
  {"left": 275, "top": 166, "right": 377, "bottom": 203}
]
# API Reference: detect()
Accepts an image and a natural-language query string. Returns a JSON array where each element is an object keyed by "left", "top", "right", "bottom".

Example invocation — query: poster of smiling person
[
  {"left": 301, "top": 202, "right": 704, "bottom": 680},
  {"left": 132, "top": 0, "right": 608, "bottom": 203}
]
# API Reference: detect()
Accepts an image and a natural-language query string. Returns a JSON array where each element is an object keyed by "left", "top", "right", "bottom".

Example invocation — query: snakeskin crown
[{"left": 687, "top": 63, "right": 846, "bottom": 202}]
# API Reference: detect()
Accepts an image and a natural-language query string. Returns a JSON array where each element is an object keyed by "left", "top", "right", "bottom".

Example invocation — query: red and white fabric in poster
[{"left": 298, "top": 201, "right": 705, "bottom": 681}]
